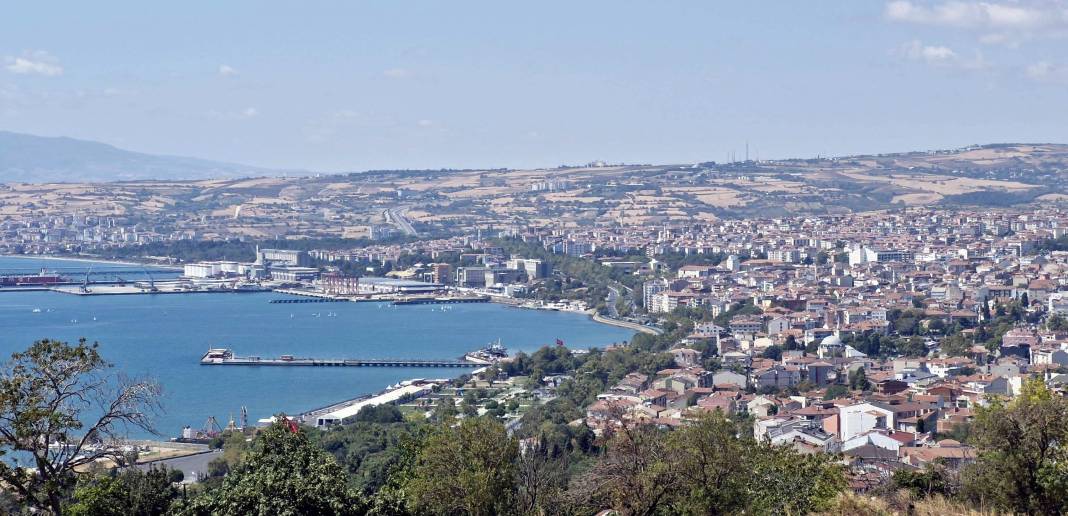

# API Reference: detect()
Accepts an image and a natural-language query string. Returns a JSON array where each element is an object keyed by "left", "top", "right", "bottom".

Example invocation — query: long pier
[
  {"left": 269, "top": 298, "right": 347, "bottom": 304},
  {"left": 392, "top": 296, "right": 490, "bottom": 305},
  {"left": 200, "top": 349, "right": 479, "bottom": 368}
]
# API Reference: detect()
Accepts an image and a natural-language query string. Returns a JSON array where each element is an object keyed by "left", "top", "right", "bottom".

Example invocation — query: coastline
[
  {"left": 484, "top": 294, "right": 660, "bottom": 336},
  {"left": 591, "top": 312, "right": 662, "bottom": 335}
]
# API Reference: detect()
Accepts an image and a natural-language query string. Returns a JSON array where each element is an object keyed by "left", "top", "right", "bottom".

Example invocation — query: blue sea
[{"left": 0, "top": 256, "right": 632, "bottom": 437}]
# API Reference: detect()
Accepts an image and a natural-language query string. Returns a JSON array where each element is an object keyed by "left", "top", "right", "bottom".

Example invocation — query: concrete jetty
[{"left": 199, "top": 349, "right": 479, "bottom": 368}]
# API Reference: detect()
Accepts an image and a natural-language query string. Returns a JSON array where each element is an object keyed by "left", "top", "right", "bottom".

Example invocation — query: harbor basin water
[{"left": 0, "top": 256, "right": 633, "bottom": 437}]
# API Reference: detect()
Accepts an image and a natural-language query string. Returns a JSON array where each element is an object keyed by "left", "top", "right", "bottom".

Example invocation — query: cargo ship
[{"left": 0, "top": 270, "right": 65, "bottom": 287}]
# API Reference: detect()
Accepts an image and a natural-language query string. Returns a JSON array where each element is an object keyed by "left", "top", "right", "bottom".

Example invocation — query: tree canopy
[
  {"left": 0, "top": 339, "right": 161, "bottom": 515},
  {"left": 174, "top": 420, "right": 367, "bottom": 516},
  {"left": 961, "top": 379, "right": 1068, "bottom": 514}
]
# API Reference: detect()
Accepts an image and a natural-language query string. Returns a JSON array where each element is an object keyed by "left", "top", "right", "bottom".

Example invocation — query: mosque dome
[{"left": 820, "top": 334, "right": 843, "bottom": 347}]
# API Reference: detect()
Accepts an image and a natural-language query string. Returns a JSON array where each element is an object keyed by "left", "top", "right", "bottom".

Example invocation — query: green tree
[
  {"left": 66, "top": 467, "right": 178, "bottom": 516},
  {"left": 401, "top": 417, "right": 519, "bottom": 516},
  {"left": 431, "top": 397, "right": 458, "bottom": 423},
  {"left": 760, "top": 345, "right": 782, "bottom": 361},
  {"left": 744, "top": 442, "right": 845, "bottom": 515},
  {"left": 573, "top": 422, "right": 676, "bottom": 516},
  {"left": 941, "top": 334, "right": 970, "bottom": 357},
  {"left": 175, "top": 420, "right": 366, "bottom": 516},
  {"left": 665, "top": 412, "right": 748, "bottom": 514},
  {"left": 892, "top": 464, "right": 952, "bottom": 499},
  {"left": 848, "top": 368, "right": 870, "bottom": 391},
  {"left": 0, "top": 339, "right": 161, "bottom": 515},
  {"left": 823, "top": 384, "right": 849, "bottom": 400},
  {"left": 573, "top": 411, "right": 845, "bottom": 515},
  {"left": 898, "top": 336, "right": 928, "bottom": 357},
  {"left": 1046, "top": 314, "right": 1068, "bottom": 332},
  {"left": 961, "top": 379, "right": 1068, "bottom": 514}
]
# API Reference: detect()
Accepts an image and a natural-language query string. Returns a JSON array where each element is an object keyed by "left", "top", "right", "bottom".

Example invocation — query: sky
[{"left": 2, "top": 1, "right": 1068, "bottom": 172}]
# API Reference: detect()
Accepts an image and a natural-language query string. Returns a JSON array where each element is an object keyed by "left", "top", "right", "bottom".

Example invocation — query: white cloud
[
  {"left": 904, "top": 40, "right": 959, "bottom": 61},
  {"left": 4, "top": 51, "right": 63, "bottom": 76},
  {"left": 218, "top": 64, "right": 238, "bottom": 77},
  {"left": 1025, "top": 60, "right": 1068, "bottom": 82},
  {"left": 206, "top": 107, "right": 259, "bottom": 120},
  {"left": 896, "top": 39, "right": 993, "bottom": 70},
  {"left": 416, "top": 119, "right": 434, "bottom": 127},
  {"left": 1027, "top": 60, "right": 1053, "bottom": 77},
  {"left": 885, "top": 1, "right": 1068, "bottom": 35},
  {"left": 383, "top": 68, "right": 412, "bottom": 79}
]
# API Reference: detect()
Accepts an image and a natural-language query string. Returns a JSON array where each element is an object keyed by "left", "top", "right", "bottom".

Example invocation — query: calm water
[{"left": 0, "top": 256, "right": 633, "bottom": 437}]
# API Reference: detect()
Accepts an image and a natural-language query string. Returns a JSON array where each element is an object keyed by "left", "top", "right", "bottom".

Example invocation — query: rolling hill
[{"left": 0, "top": 131, "right": 292, "bottom": 183}]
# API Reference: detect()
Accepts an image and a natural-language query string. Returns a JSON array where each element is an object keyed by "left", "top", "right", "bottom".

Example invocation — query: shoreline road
[{"left": 135, "top": 449, "right": 222, "bottom": 484}]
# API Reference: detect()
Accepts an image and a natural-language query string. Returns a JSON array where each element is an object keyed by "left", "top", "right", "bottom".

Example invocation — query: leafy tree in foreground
[
  {"left": 961, "top": 379, "right": 1068, "bottom": 514},
  {"left": 174, "top": 420, "right": 367, "bottom": 516},
  {"left": 400, "top": 417, "right": 519, "bottom": 516},
  {"left": 572, "top": 412, "right": 844, "bottom": 515},
  {"left": 574, "top": 423, "right": 676, "bottom": 516},
  {"left": 66, "top": 466, "right": 179, "bottom": 516},
  {"left": 744, "top": 442, "right": 844, "bottom": 515},
  {"left": 665, "top": 412, "right": 749, "bottom": 514},
  {"left": 0, "top": 339, "right": 161, "bottom": 515}
]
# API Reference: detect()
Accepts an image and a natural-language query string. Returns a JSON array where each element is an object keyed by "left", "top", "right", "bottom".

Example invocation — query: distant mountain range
[{"left": 0, "top": 131, "right": 294, "bottom": 183}]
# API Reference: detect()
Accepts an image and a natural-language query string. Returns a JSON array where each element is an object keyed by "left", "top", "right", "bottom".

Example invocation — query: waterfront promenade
[{"left": 592, "top": 313, "right": 663, "bottom": 335}]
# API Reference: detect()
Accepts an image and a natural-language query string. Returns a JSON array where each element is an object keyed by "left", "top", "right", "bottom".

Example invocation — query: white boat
[
  {"left": 31, "top": 308, "right": 41, "bottom": 313},
  {"left": 464, "top": 340, "right": 508, "bottom": 364}
]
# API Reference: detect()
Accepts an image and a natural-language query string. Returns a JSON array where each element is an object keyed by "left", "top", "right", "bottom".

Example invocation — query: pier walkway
[{"left": 200, "top": 349, "right": 478, "bottom": 368}]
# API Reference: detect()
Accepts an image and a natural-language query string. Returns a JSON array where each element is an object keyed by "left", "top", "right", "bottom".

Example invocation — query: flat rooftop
[{"left": 359, "top": 277, "right": 441, "bottom": 288}]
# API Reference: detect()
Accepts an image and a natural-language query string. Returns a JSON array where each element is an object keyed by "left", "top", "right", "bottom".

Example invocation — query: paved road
[
  {"left": 136, "top": 450, "right": 222, "bottom": 483},
  {"left": 606, "top": 282, "right": 636, "bottom": 318},
  {"left": 385, "top": 208, "right": 417, "bottom": 236},
  {"left": 606, "top": 286, "right": 621, "bottom": 318}
]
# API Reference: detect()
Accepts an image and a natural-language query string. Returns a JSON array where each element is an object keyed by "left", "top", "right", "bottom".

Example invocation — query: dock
[
  {"left": 269, "top": 297, "right": 347, "bottom": 304},
  {"left": 200, "top": 349, "right": 479, "bottom": 368},
  {"left": 392, "top": 295, "right": 490, "bottom": 305}
]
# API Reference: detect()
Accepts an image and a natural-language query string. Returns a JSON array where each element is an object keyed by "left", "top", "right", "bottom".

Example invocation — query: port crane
[
  {"left": 141, "top": 265, "right": 158, "bottom": 292},
  {"left": 201, "top": 416, "right": 222, "bottom": 438},
  {"left": 80, "top": 264, "right": 93, "bottom": 293}
]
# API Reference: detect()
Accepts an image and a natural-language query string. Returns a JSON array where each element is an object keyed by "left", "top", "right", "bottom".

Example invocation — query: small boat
[{"left": 31, "top": 308, "right": 41, "bottom": 313}]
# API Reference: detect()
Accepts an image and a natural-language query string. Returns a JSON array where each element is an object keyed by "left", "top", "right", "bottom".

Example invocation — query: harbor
[{"left": 0, "top": 256, "right": 635, "bottom": 439}]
